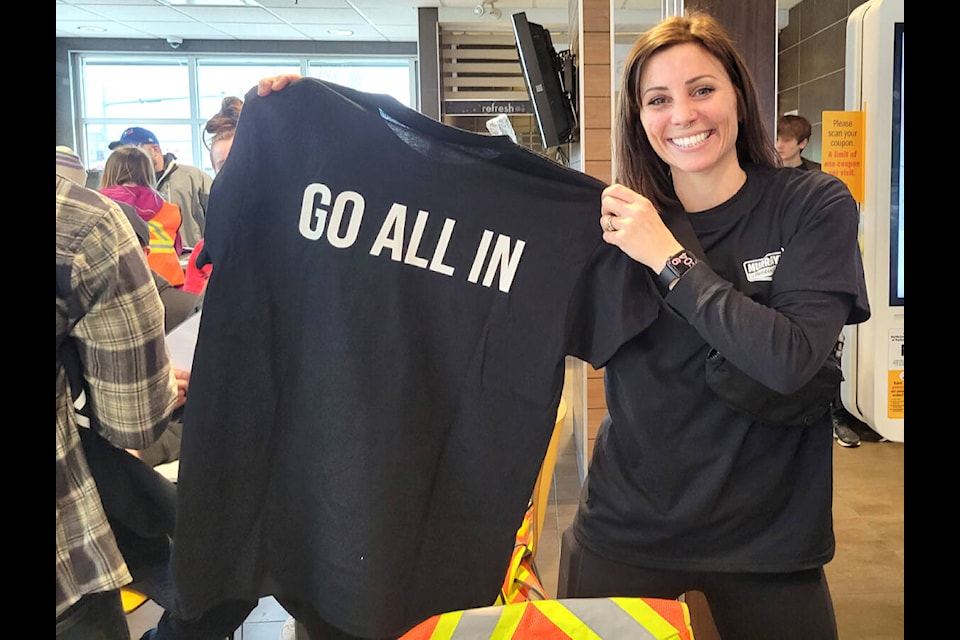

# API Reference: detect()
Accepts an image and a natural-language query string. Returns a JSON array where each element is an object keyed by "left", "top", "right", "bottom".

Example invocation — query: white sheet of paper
[
  {"left": 154, "top": 460, "right": 180, "bottom": 483},
  {"left": 166, "top": 310, "right": 201, "bottom": 371}
]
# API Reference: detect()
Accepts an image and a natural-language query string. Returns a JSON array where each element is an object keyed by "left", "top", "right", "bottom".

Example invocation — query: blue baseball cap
[{"left": 108, "top": 126, "right": 160, "bottom": 150}]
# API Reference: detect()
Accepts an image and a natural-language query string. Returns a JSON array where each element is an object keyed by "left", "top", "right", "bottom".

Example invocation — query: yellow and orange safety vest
[{"left": 146, "top": 201, "right": 185, "bottom": 287}]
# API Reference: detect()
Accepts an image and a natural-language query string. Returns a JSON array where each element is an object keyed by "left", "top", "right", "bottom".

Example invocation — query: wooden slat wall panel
[
  {"left": 440, "top": 32, "right": 531, "bottom": 104},
  {"left": 442, "top": 33, "right": 519, "bottom": 47},
  {"left": 580, "top": 0, "right": 612, "bottom": 185},
  {"left": 445, "top": 61, "right": 522, "bottom": 73}
]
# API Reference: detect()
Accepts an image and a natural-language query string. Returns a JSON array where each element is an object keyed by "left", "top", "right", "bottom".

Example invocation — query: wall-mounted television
[{"left": 511, "top": 12, "right": 577, "bottom": 149}]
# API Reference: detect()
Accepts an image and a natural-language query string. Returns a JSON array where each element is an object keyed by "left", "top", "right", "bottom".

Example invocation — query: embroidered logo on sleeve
[{"left": 743, "top": 250, "right": 782, "bottom": 282}]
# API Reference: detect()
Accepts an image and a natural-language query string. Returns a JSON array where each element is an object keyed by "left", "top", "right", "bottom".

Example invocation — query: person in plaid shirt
[{"left": 56, "top": 172, "right": 181, "bottom": 639}]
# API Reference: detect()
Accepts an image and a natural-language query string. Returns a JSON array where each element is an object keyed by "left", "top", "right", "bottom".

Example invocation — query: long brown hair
[
  {"left": 99, "top": 145, "right": 157, "bottom": 189},
  {"left": 614, "top": 12, "right": 779, "bottom": 210}
]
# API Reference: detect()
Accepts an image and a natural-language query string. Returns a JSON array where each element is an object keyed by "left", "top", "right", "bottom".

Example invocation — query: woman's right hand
[
  {"left": 257, "top": 74, "right": 303, "bottom": 97},
  {"left": 600, "top": 183, "right": 683, "bottom": 272}
]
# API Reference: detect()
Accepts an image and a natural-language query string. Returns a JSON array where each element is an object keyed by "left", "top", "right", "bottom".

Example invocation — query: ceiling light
[
  {"left": 328, "top": 29, "right": 354, "bottom": 36},
  {"left": 77, "top": 25, "right": 107, "bottom": 32}
]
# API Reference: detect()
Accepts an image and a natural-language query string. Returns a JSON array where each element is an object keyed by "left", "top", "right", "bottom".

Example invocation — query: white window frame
[{"left": 73, "top": 52, "right": 418, "bottom": 177}]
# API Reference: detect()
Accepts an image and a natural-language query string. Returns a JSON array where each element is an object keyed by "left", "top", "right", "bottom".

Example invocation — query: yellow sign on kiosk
[
  {"left": 821, "top": 110, "right": 865, "bottom": 202},
  {"left": 887, "top": 329, "right": 904, "bottom": 419}
]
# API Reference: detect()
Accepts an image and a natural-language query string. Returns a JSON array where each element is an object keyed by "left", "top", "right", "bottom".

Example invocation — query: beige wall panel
[
  {"left": 583, "top": 160, "right": 612, "bottom": 182},
  {"left": 587, "top": 376, "right": 606, "bottom": 409},
  {"left": 584, "top": 132, "right": 611, "bottom": 162},
  {"left": 582, "top": 64, "right": 611, "bottom": 98},
  {"left": 582, "top": 33, "right": 611, "bottom": 63},
  {"left": 588, "top": 408, "right": 606, "bottom": 438},
  {"left": 581, "top": 96, "right": 611, "bottom": 129},
  {"left": 582, "top": 0, "right": 610, "bottom": 30}
]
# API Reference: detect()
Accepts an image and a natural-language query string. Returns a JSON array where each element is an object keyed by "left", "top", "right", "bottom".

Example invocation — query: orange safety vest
[
  {"left": 147, "top": 201, "right": 185, "bottom": 286},
  {"left": 496, "top": 503, "right": 547, "bottom": 606},
  {"left": 400, "top": 597, "right": 695, "bottom": 640}
]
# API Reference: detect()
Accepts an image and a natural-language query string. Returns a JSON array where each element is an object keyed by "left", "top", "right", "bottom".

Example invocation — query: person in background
[
  {"left": 182, "top": 95, "right": 244, "bottom": 295},
  {"left": 58, "top": 146, "right": 199, "bottom": 468},
  {"left": 557, "top": 13, "right": 869, "bottom": 640},
  {"left": 205, "top": 96, "right": 243, "bottom": 174},
  {"left": 100, "top": 145, "right": 187, "bottom": 288},
  {"left": 109, "top": 126, "right": 212, "bottom": 249},
  {"left": 775, "top": 114, "right": 821, "bottom": 171},
  {"left": 776, "top": 114, "right": 863, "bottom": 448},
  {"left": 58, "top": 149, "right": 242, "bottom": 640},
  {"left": 57, "top": 145, "right": 88, "bottom": 187},
  {"left": 56, "top": 172, "right": 182, "bottom": 639}
]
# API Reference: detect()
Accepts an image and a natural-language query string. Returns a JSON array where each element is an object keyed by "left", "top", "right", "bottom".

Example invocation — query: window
[
  {"left": 75, "top": 53, "right": 416, "bottom": 177},
  {"left": 196, "top": 58, "right": 303, "bottom": 125},
  {"left": 308, "top": 59, "right": 414, "bottom": 107}
]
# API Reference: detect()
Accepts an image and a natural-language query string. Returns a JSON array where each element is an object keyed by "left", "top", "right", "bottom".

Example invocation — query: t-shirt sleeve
[
  {"left": 564, "top": 242, "right": 660, "bottom": 369},
  {"left": 769, "top": 174, "right": 870, "bottom": 325}
]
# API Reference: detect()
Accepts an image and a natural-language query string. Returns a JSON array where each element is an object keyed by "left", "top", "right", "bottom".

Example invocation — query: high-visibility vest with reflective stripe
[
  {"left": 496, "top": 503, "right": 546, "bottom": 606},
  {"left": 400, "top": 597, "right": 695, "bottom": 640},
  {"left": 497, "top": 543, "right": 546, "bottom": 606},
  {"left": 147, "top": 201, "right": 185, "bottom": 286}
]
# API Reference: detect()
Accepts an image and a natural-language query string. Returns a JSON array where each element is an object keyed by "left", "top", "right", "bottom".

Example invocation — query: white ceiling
[{"left": 56, "top": 0, "right": 802, "bottom": 43}]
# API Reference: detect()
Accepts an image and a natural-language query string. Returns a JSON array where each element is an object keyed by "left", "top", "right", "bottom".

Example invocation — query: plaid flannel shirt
[{"left": 55, "top": 175, "right": 177, "bottom": 617}]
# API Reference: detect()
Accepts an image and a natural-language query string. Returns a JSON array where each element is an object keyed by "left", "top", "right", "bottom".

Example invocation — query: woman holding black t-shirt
[{"left": 557, "top": 13, "right": 870, "bottom": 640}]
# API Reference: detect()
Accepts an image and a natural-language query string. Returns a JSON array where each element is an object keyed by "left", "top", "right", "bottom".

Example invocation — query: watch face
[{"left": 659, "top": 250, "right": 697, "bottom": 288}]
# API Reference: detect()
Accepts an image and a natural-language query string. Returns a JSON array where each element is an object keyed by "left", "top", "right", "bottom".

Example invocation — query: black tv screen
[{"left": 511, "top": 12, "right": 577, "bottom": 149}]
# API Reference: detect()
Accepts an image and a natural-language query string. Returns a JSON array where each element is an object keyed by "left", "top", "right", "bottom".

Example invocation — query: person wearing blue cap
[{"left": 109, "top": 126, "right": 212, "bottom": 249}]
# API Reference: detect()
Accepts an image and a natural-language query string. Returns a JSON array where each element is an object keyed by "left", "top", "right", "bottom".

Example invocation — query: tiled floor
[{"left": 128, "top": 420, "right": 904, "bottom": 639}]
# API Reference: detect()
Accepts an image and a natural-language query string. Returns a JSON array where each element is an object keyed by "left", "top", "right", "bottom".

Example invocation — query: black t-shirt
[
  {"left": 171, "top": 79, "right": 658, "bottom": 636},
  {"left": 575, "top": 164, "right": 869, "bottom": 573}
]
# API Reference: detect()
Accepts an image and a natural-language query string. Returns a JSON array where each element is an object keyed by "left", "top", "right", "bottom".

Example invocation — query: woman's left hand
[{"left": 600, "top": 183, "right": 684, "bottom": 271}]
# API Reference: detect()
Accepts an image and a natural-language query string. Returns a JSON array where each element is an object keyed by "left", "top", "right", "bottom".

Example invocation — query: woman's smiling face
[{"left": 638, "top": 42, "right": 742, "bottom": 180}]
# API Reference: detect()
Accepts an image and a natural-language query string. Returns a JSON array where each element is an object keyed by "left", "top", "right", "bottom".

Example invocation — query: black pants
[
  {"left": 279, "top": 597, "right": 398, "bottom": 640},
  {"left": 558, "top": 526, "right": 838, "bottom": 640},
  {"left": 153, "top": 599, "right": 258, "bottom": 639}
]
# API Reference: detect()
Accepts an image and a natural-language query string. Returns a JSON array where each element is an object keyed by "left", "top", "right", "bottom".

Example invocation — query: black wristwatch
[{"left": 658, "top": 249, "right": 698, "bottom": 288}]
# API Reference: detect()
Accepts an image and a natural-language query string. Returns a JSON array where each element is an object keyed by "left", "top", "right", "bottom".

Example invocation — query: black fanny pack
[{"left": 705, "top": 345, "right": 842, "bottom": 427}]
